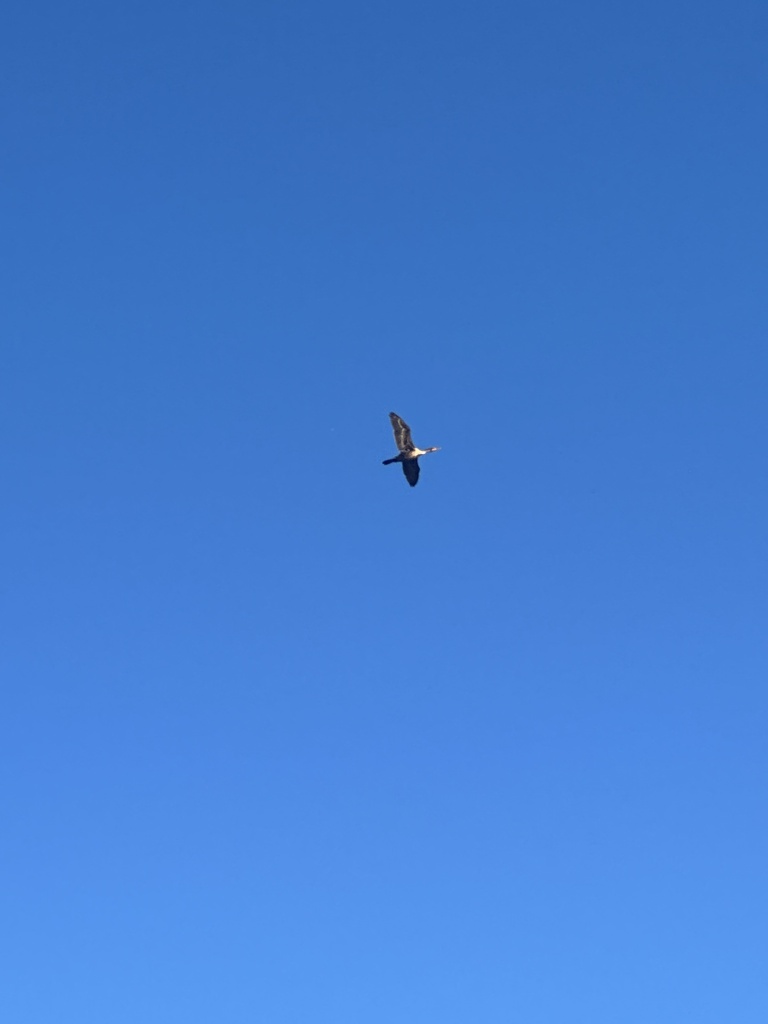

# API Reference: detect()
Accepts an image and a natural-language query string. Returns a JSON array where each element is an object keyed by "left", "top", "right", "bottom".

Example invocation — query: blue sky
[{"left": 3, "top": 1, "right": 768, "bottom": 1020}]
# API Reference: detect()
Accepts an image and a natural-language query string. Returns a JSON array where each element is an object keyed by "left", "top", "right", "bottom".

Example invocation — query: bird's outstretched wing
[
  {"left": 402, "top": 459, "right": 420, "bottom": 487},
  {"left": 389, "top": 412, "right": 415, "bottom": 453}
]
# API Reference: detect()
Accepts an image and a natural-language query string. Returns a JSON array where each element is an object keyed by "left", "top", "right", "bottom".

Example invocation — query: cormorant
[{"left": 382, "top": 412, "right": 440, "bottom": 487}]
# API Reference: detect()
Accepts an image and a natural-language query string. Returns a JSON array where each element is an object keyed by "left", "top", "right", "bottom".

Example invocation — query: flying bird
[{"left": 382, "top": 412, "right": 441, "bottom": 487}]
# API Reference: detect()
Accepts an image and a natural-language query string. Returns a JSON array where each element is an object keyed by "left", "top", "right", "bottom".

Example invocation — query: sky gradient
[{"left": 3, "top": 1, "right": 768, "bottom": 1021}]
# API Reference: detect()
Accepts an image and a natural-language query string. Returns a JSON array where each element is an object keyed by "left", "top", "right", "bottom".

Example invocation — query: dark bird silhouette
[{"left": 382, "top": 412, "right": 440, "bottom": 487}]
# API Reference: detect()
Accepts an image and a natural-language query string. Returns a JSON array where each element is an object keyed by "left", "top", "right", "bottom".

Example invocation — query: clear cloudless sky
[{"left": 3, "top": 1, "right": 768, "bottom": 1021}]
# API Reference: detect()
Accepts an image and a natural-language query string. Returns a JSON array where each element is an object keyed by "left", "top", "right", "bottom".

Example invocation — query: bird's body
[{"left": 382, "top": 412, "right": 440, "bottom": 487}]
